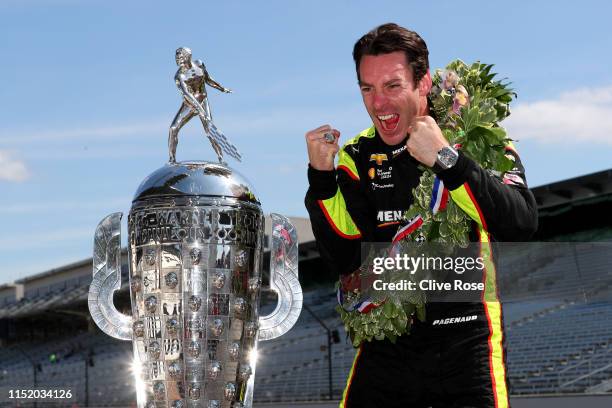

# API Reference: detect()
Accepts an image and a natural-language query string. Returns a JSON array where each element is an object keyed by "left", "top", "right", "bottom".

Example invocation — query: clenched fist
[
  {"left": 406, "top": 116, "right": 449, "bottom": 167},
  {"left": 305, "top": 124, "right": 340, "bottom": 171}
]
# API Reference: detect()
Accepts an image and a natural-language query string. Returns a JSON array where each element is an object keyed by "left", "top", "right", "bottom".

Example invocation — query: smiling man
[
  {"left": 359, "top": 50, "right": 430, "bottom": 145},
  {"left": 304, "top": 23, "right": 538, "bottom": 407}
]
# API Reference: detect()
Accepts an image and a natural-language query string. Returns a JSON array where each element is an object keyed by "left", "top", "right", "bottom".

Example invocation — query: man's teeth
[{"left": 378, "top": 114, "right": 396, "bottom": 120}]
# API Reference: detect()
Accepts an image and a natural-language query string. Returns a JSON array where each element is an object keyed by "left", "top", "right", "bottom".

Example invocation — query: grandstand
[{"left": 1, "top": 169, "right": 612, "bottom": 407}]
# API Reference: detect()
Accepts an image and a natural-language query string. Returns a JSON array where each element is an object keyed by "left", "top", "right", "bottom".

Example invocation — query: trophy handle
[
  {"left": 258, "top": 213, "right": 303, "bottom": 341},
  {"left": 88, "top": 212, "right": 133, "bottom": 340}
]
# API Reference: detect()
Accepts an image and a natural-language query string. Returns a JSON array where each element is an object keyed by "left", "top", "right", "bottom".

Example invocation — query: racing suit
[{"left": 304, "top": 126, "right": 538, "bottom": 408}]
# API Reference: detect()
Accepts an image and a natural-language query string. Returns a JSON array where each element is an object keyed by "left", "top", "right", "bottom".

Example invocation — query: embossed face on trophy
[{"left": 88, "top": 48, "right": 302, "bottom": 408}]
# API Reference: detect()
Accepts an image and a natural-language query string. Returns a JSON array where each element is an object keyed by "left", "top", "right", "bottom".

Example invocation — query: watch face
[{"left": 437, "top": 147, "right": 458, "bottom": 169}]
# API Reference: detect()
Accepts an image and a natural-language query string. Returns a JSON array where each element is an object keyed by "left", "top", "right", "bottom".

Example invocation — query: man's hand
[
  {"left": 305, "top": 125, "right": 340, "bottom": 171},
  {"left": 406, "top": 116, "right": 449, "bottom": 167}
]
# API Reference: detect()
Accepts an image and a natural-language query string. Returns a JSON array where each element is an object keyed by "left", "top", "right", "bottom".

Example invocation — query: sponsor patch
[
  {"left": 392, "top": 145, "right": 407, "bottom": 157},
  {"left": 371, "top": 182, "right": 394, "bottom": 190},
  {"left": 377, "top": 210, "right": 404, "bottom": 223},
  {"left": 432, "top": 315, "right": 478, "bottom": 325},
  {"left": 369, "top": 153, "right": 388, "bottom": 166},
  {"left": 376, "top": 167, "right": 392, "bottom": 180}
]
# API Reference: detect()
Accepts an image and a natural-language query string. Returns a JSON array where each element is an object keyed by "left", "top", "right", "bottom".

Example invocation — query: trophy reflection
[{"left": 88, "top": 47, "right": 302, "bottom": 408}]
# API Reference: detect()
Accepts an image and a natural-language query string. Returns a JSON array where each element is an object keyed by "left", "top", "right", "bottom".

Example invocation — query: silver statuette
[{"left": 169, "top": 47, "right": 242, "bottom": 164}]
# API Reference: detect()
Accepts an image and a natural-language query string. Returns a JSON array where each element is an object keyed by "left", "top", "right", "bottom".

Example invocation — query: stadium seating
[{"left": 1, "top": 242, "right": 611, "bottom": 406}]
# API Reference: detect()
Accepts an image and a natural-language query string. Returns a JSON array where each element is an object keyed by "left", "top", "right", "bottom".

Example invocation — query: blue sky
[{"left": 1, "top": 0, "right": 611, "bottom": 284}]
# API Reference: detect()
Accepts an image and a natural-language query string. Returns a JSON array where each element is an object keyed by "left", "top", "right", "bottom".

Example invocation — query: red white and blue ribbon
[
  {"left": 355, "top": 300, "right": 377, "bottom": 313},
  {"left": 337, "top": 287, "right": 377, "bottom": 312},
  {"left": 429, "top": 176, "right": 449, "bottom": 214},
  {"left": 392, "top": 215, "right": 424, "bottom": 244},
  {"left": 390, "top": 177, "right": 449, "bottom": 244}
]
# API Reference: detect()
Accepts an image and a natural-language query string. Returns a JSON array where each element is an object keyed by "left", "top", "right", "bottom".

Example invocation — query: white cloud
[
  {"left": 0, "top": 150, "right": 29, "bottom": 182},
  {"left": 504, "top": 86, "right": 612, "bottom": 145}
]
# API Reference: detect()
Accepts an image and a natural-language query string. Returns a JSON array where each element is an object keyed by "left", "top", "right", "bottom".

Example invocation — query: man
[
  {"left": 304, "top": 23, "right": 537, "bottom": 408},
  {"left": 168, "top": 47, "right": 239, "bottom": 163}
]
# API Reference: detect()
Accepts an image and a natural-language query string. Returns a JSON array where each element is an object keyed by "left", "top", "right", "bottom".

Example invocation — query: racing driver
[{"left": 304, "top": 23, "right": 538, "bottom": 408}]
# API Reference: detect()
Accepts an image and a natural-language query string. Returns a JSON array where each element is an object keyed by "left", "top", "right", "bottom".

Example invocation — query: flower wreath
[{"left": 337, "top": 60, "right": 516, "bottom": 347}]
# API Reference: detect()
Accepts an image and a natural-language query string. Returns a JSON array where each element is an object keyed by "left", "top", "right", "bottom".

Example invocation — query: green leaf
[
  {"left": 439, "top": 221, "right": 451, "bottom": 237},
  {"left": 497, "top": 155, "right": 515, "bottom": 173},
  {"left": 428, "top": 221, "right": 441, "bottom": 240},
  {"left": 416, "top": 305, "right": 427, "bottom": 322},
  {"left": 403, "top": 302, "right": 415, "bottom": 316},
  {"left": 469, "top": 126, "right": 491, "bottom": 145},
  {"left": 384, "top": 320, "right": 395, "bottom": 331},
  {"left": 446, "top": 202, "right": 463, "bottom": 224},
  {"left": 416, "top": 188, "right": 429, "bottom": 209},
  {"left": 433, "top": 209, "right": 446, "bottom": 222},
  {"left": 382, "top": 301, "right": 394, "bottom": 318},
  {"left": 460, "top": 106, "right": 480, "bottom": 133},
  {"left": 396, "top": 316, "right": 408, "bottom": 330}
]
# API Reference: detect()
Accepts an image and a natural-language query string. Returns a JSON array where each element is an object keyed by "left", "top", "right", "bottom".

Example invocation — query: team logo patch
[
  {"left": 369, "top": 153, "right": 388, "bottom": 165},
  {"left": 392, "top": 145, "right": 407, "bottom": 158}
]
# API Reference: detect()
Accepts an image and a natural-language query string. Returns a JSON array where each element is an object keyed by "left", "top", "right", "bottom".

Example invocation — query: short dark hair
[{"left": 353, "top": 23, "right": 429, "bottom": 86}]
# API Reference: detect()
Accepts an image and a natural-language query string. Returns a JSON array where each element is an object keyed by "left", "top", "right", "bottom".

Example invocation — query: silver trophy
[{"left": 88, "top": 48, "right": 302, "bottom": 408}]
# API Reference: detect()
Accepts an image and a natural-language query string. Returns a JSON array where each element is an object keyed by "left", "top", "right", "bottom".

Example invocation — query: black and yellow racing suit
[{"left": 304, "top": 126, "right": 538, "bottom": 408}]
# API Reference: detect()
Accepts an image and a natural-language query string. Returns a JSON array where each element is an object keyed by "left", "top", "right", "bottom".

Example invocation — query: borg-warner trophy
[{"left": 88, "top": 47, "right": 303, "bottom": 408}]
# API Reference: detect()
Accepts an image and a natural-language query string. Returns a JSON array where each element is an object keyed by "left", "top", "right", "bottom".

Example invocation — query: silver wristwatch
[{"left": 434, "top": 146, "right": 459, "bottom": 171}]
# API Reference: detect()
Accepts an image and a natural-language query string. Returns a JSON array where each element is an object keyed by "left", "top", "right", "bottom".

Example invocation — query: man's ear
[{"left": 418, "top": 70, "right": 432, "bottom": 96}]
